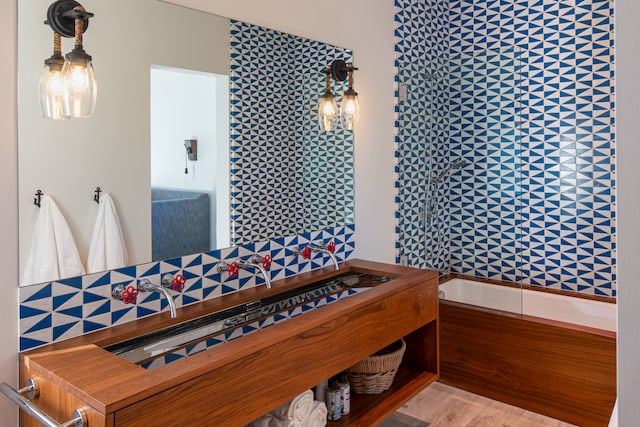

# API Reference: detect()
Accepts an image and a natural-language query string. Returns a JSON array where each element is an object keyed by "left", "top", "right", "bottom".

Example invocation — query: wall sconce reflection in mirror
[
  {"left": 318, "top": 59, "right": 359, "bottom": 132},
  {"left": 184, "top": 139, "right": 198, "bottom": 161},
  {"left": 184, "top": 138, "right": 198, "bottom": 181},
  {"left": 40, "top": 0, "right": 96, "bottom": 119}
]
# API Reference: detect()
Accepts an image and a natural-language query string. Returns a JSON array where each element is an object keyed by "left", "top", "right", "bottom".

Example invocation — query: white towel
[
  {"left": 246, "top": 414, "right": 301, "bottom": 427},
  {"left": 22, "top": 195, "right": 85, "bottom": 285},
  {"left": 87, "top": 193, "right": 128, "bottom": 273},
  {"left": 302, "top": 401, "right": 327, "bottom": 427},
  {"left": 271, "top": 390, "right": 314, "bottom": 424},
  {"left": 246, "top": 413, "right": 275, "bottom": 427},
  {"left": 270, "top": 419, "right": 301, "bottom": 427}
]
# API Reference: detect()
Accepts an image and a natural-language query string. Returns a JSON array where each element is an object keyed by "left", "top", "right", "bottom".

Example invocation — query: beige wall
[
  {"left": 0, "top": 0, "right": 18, "bottom": 422},
  {"left": 615, "top": 1, "right": 640, "bottom": 424}
]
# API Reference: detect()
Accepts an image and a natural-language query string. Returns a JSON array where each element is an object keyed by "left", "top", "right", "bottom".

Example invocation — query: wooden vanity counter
[{"left": 19, "top": 259, "right": 439, "bottom": 426}]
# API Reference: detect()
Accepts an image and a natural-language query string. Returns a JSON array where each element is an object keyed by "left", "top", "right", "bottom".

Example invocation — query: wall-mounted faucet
[
  {"left": 294, "top": 241, "right": 339, "bottom": 271},
  {"left": 217, "top": 253, "right": 272, "bottom": 289},
  {"left": 112, "top": 277, "right": 179, "bottom": 319},
  {"left": 138, "top": 279, "right": 177, "bottom": 318}
]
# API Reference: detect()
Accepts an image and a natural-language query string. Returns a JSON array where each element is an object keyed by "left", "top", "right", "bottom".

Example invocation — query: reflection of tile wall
[
  {"left": 394, "top": 0, "right": 616, "bottom": 296},
  {"left": 19, "top": 224, "right": 355, "bottom": 351},
  {"left": 301, "top": 39, "right": 355, "bottom": 233},
  {"left": 229, "top": 21, "right": 354, "bottom": 244}
]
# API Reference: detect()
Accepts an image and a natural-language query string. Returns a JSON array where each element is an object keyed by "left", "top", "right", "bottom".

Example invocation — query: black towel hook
[
  {"left": 34, "top": 190, "right": 43, "bottom": 208},
  {"left": 94, "top": 187, "right": 102, "bottom": 204}
]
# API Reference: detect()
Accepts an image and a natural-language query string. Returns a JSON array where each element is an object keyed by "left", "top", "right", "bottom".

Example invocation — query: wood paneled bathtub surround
[
  {"left": 439, "top": 300, "right": 616, "bottom": 427},
  {"left": 19, "top": 260, "right": 439, "bottom": 427}
]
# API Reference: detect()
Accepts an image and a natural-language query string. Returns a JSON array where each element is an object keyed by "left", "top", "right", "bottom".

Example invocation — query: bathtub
[
  {"left": 439, "top": 278, "right": 616, "bottom": 331},
  {"left": 438, "top": 277, "right": 616, "bottom": 427}
]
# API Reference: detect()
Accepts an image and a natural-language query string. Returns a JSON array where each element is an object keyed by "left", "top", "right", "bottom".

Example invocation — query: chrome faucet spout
[
  {"left": 238, "top": 255, "right": 272, "bottom": 289},
  {"left": 138, "top": 279, "right": 177, "bottom": 318},
  {"left": 309, "top": 243, "right": 339, "bottom": 271}
]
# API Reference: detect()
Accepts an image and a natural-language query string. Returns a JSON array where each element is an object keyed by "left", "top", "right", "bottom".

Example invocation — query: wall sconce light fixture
[
  {"left": 40, "top": 0, "right": 96, "bottom": 119},
  {"left": 318, "top": 59, "right": 359, "bottom": 132}
]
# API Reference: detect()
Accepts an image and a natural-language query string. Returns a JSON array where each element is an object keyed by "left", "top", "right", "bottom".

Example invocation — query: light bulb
[
  {"left": 66, "top": 65, "right": 90, "bottom": 91},
  {"left": 39, "top": 65, "right": 67, "bottom": 120},
  {"left": 62, "top": 57, "right": 97, "bottom": 118},
  {"left": 318, "top": 91, "right": 338, "bottom": 132},
  {"left": 45, "top": 70, "right": 66, "bottom": 94},
  {"left": 340, "top": 90, "right": 360, "bottom": 131}
]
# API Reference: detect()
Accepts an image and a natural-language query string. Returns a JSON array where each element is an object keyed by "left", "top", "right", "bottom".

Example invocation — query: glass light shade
[
  {"left": 62, "top": 59, "right": 97, "bottom": 118},
  {"left": 318, "top": 91, "right": 339, "bottom": 132},
  {"left": 39, "top": 65, "right": 68, "bottom": 120},
  {"left": 340, "top": 90, "right": 360, "bottom": 131}
]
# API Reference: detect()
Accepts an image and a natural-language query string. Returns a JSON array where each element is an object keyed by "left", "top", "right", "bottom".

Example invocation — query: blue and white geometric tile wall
[
  {"left": 229, "top": 21, "right": 354, "bottom": 245},
  {"left": 448, "top": 48, "right": 524, "bottom": 284},
  {"left": 394, "top": 0, "right": 452, "bottom": 273},
  {"left": 19, "top": 223, "right": 355, "bottom": 352},
  {"left": 394, "top": 0, "right": 616, "bottom": 296}
]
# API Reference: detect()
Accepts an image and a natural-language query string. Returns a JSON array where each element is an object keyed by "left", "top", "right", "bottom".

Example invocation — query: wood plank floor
[{"left": 396, "top": 382, "right": 578, "bottom": 427}]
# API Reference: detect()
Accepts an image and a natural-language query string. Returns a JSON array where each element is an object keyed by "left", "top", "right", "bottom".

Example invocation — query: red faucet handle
[
  {"left": 262, "top": 254, "right": 272, "bottom": 270},
  {"left": 327, "top": 241, "right": 336, "bottom": 253},
  {"left": 227, "top": 262, "right": 239, "bottom": 278},
  {"left": 121, "top": 285, "right": 138, "bottom": 304},
  {"left": 171, "top": 274, "right": 186, "bottom": 291},
  {"left": 301, "top": 246, "right": 312, "bottom": 260}
]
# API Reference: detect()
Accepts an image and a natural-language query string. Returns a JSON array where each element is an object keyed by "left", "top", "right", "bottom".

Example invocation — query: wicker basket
[{"left": 348, "top": 339, "right": 406, "bottom": 394}]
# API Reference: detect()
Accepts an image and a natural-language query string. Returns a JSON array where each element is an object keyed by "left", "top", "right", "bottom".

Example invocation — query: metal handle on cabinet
[{"left": 0, "top": 378, "right": 87, "bottom": 427}]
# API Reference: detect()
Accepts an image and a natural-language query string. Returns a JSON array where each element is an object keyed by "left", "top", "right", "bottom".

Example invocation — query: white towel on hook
[
  {"left": 87, "top": 193, "right": 128, "bottom": 273},
  {"left": 22, "top": 195, "right": 85, "bottom": 285}
]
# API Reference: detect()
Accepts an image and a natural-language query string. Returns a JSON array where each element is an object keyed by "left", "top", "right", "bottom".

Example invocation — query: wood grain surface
[{"left": 439, "top": 300, "right": 616, "bottom": 427}]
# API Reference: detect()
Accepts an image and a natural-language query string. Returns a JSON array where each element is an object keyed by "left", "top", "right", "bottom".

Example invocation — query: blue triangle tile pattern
[
  {"left": 394, "top": 0, "right": 452, "bottom": 273},
  {"left": 19, "top": 224, "right": 355, "bottom": 351},
  {"left": 394, "top": 0, "right": 615, "bottom": 297},
  {"left": 448, "top": 48, "right": 524, "bottom": 284},
  {"left": 229, "top": 20, "right": 355, "bottom": 244}
]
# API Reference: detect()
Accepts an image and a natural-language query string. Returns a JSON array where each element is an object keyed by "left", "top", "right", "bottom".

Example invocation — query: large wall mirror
[{"left": 18, "top": 0, "right": 354, "bottom": 286}]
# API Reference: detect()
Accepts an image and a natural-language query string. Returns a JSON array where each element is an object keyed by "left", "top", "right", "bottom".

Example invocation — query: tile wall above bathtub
[
  {"left": 19, "top": 225, "right": 355, "bottom": 352},
  {"left": 394, "top": 0, "right": 616, "bottom": 297}
]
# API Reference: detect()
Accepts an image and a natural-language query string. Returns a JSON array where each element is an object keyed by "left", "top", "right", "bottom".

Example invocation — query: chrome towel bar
[{"left": 0, "top": 378, "right": 86, "bottom": 427}]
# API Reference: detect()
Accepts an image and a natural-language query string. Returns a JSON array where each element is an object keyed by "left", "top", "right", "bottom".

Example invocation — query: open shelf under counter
[
  {"left": 330, "top": 362, "right": 439, "bottom": 427},
  {"left": 328, "top": 314, "right": 440, "bottom": 427}
]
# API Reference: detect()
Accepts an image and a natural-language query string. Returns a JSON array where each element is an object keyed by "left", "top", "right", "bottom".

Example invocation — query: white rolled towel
[
  {"left": 302, "top": 401, "right": 327, "bottom": 427},
  {"left": 271, "top": 390, "right": 314, "bottom": 423},
  {"left": 246, "top": 413, "right": 274, "bottom": 427},
  {"left": 268, "top": 418, "right": 301, "bottom": 427}
]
